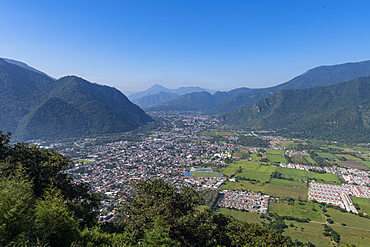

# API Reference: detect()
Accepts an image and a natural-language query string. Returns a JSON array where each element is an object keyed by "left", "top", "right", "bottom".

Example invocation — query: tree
[
  {"left": 0, "top": 139, "right": 100, "bottom": 227},
  {"left": 226, "top": 220, "right": 291, "bottom": 247},
  {"left": 142, "top": 217, "right": 181, "bottom": 247},
  {"left": 0, "top": 131, "right": 11, "bottom": 161},
  {"left": 34, "top": 187, "right": 80, "bottom": 247},
  {"left": 0, "top": 173, "right": 34, "bottom": 246},
  {"left": 119, "top": 179, "right": 202, "bottom": 242}
]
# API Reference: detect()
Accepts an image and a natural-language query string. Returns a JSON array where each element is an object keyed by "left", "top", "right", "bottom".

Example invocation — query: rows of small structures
[
  {"left": 280, "top": 163, "right": 370, "bottom": 186},
  {"left": 218, "top": 190, "right": 269, "bottom": 213},
  {"left": 308, "top": 182, "right": 370, "bottom": 213}
]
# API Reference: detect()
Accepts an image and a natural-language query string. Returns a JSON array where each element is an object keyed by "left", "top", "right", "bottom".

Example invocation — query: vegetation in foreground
[{"left": 0, "top": 131, "right": 292, "bottom": 247}]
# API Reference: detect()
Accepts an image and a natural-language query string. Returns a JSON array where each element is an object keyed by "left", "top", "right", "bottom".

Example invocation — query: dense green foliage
[
  {"left": 0, "top": 131, "right": 100, "bottom": 246},
  {"left": 222, "top": 76, "right": 370, "bottom": 143},
  {"left": 237, "top": 135, "right": 270, "bottom": 147},
  {"left": 0, "top": 58, "right": 153, "bottom": 141}
]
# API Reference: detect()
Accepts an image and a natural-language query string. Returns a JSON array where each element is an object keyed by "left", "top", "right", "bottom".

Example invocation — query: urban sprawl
[{"left": 37, "top": 112, "right": 370, "bottom": 220}]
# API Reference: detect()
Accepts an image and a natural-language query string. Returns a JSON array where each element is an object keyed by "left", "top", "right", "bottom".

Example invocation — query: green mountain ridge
[
  {"left": 221, "top": 76, "right": 370, "bottom": 142},
  {"left": 0, "top": 59, "right": 153, "bottom": 141},
  {"left": 148, "top": 60, "right": 370, "bottom": 114}
]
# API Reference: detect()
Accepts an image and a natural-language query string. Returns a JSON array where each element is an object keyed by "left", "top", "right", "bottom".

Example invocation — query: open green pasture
[
  {"left": 269, "top": 201, "right": 324, "bottom": 222},
  {"left": 266, "top": 154, "right": 286, "bottom": 163},
  {"left": 220, "top": 161, "right": 276, "bottom": 183},
  {"left": 190, "top": 172, "right": 220, "bottom": 177},
  {"left": 219, "top": 161, "right": 260, "bottom": 176},
  {"left": 276, "top": 167, "right": 308, "bottom": 181},
  {"left": 333, "top": 225, "right": 370, "bottom": 247},
  {"left": 282, "top": 221, "right": 331, "bottom": 247},
  {"left": 264, "top": 184, "right": 307, "bottom": 200},
  {"left": 236, "top": 163, "right": 275, "bottom": 182},
  {"left": 316, "top": 152, "right": 337, "bottom": 159},
  {"left": 265, "top": 149, "right": 284, "bottom": 155},
  {"left": 334, "top": 153, "right": 361, "bottom": 161},
  {"left": 303, "top": 156, "right": 316, "bottom": 164},
  {"left": 326, "top": 208, "right": 370, "bottom": 246},
  {"left": 291, "top": 156, "right": 308, "bottom": 165},
  {"left": 217, "top": 208, "right": 263, "bottom": 223},
  {"left": 270, "top": 178, "right": 307, "bottom": 188},
  {"left": 326, "top": 208, "right": 370, "bottom": 230},
  {"left": 351, "top": 196, "right": 370, "bottom": 215},
  {"left": 240, "top": 171, "right": 271, "bottom": 182},
  {"left": 309, "top": 172, "right": 340, "bottom": 184},
  {"left": 220, "top": 180, "right": 267, "bottom": 192},
  {"left": 200, "top": 129, "right": 220, "bottom": 137},
  {"left": 278, "top": 141, "right": 297, "bottom": 149},
  {"left": 255, "top": 165, "right": 276, "bottom": 173},
  {"left": 249, "top": 153, "right": 260, "bottom": 161}
]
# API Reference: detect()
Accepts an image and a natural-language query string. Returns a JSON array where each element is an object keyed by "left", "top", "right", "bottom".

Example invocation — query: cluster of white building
[
  {"left": 308, "top": 182, "right": 370, "bottom": 213},
  {"left": 218, "top": 190, "right": 269, "bottom": 213}
]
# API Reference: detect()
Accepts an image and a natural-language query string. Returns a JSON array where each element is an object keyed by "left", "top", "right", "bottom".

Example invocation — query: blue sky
[{"left": 1, "top": 1, "right": 370, "bottom": 93}]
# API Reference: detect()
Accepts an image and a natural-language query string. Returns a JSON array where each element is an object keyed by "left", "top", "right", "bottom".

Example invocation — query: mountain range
[
  {"left": 0, "top": 58, "right": 153, "bottom": 141},
  {"left": 221, "top": 76, "right": 370, "bottom": 143},
  {"left": 4, "top": 56, "right": 370, "bottom": 143},
  {"left": 146, "top": 60, "right": 370, "bottom": 114},
  {"left": 129, "top": 84, "right": 217, "bottom": 108}
]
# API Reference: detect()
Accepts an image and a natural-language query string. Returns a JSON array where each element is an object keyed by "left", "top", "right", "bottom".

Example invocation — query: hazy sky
[{"left": 1, "top": 1, "right": 370, "bottom": 93}]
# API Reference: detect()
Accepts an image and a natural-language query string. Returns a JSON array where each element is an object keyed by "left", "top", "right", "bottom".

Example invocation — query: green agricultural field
[
  {"left": 309, "top": 172, "right": 340, "bottom": 184},
  {"left": 190, "top": 172, "right": 220, "bottom": 177},
  {"left": 326, "top": 208, "right": 370, "bottom": 246},
  {"left": 221, "top": 161, "right": 276, "bottom": 182},
  {"left": 220, "top": 161, "right": 261, "bottom": 177},
  {"left": 264, "top": 184, "right": 307, "bottom": 200},
  {"left": 256, "top": 165, "right": 276, "bottom": 173},
  {"left": 303, "top": 156, "right": 316, "bottom": 164},
  {"left": 351, "top": 196, "right": 370, "bottom": 215},
  {"left": 291, "top": 156, "right": 308, "bottom": 164},
  {"left": 334, "top": 154, "right": 361, "bottom": 161},
  {"left": 270, "top": 178, "right": 307, "bottom": 188},
  {"left": 250, "top": 153, "right": 260, "bottom": 161},
  {"left": 238, "top": 171, "right": 271, "bottom": 182},
  {"left": 265, "top": 150, "right": 284, "bottom": 155},
  {"left": 268, "top": 201, "right": 324, "bottom": 222},
  {"left": 217, "top": 208, "right": 263, "bottom": 223},
  {"left": 220, "top": 180, "right": 267, "bottom": 192},
  {"left": 200, "top": 129, "right": 220, "bottom": 137},
  {"left": 282, "top": 221, "right": 331, "bottom": 247},
  {"left": 278, "top": 141, "right": 297, "bottom": 149},
  {"left": 326, "top": 208, "right": 370, "bottom": 230},
  {"left": 316, "top": 152, "right": 337, "bottom": 159},
  {"left": 267, "top": 154, "right": 286, "bottom": 163},
  {"left": 333, "top": 225, "right": 370, "bottom": 247},
  {"left": 275, "top": 167, "right": 308, "bottom": 181},
  {"left": 359, "top": 160, "right": 370, "bottom": 169}
]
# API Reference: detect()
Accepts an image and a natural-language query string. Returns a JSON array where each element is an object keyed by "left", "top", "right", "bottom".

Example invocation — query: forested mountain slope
[
  {"left": 0, "top": 58, "right": 153, "bottom": 141},
  {"left": 221, "top": 76, "right": 370, "bottom": 143}
]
